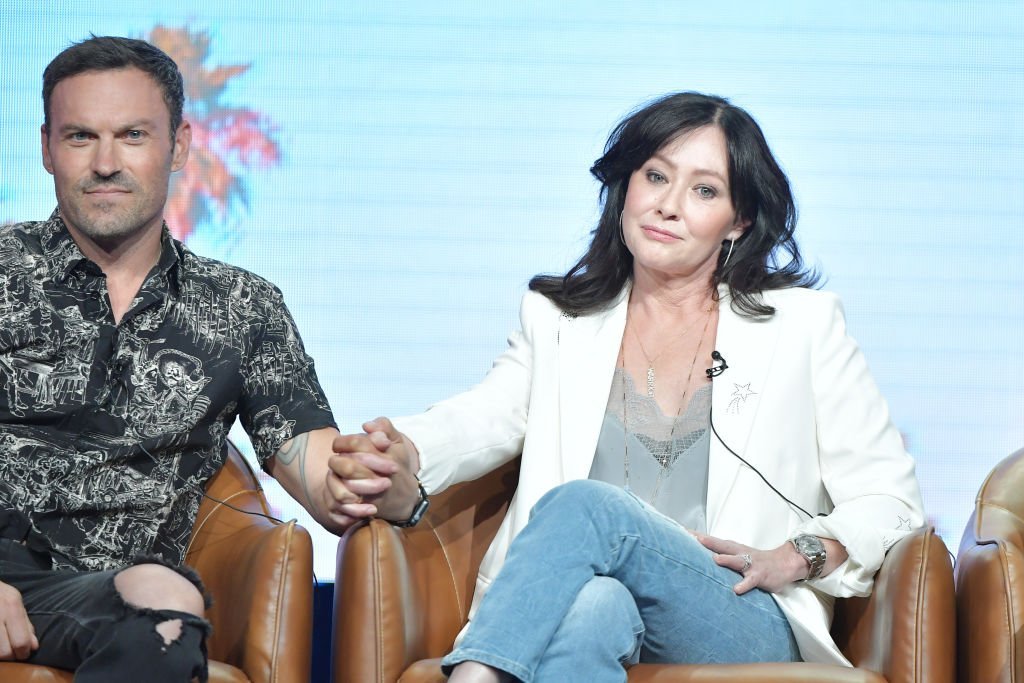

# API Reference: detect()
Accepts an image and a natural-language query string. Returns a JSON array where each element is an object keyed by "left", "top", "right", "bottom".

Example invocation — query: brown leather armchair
[
  {"left": 334, "top": 458, "right": 955, "bottom": 683},
  {"left": 956, "top": 446, "right": 1024, "bottom": 683},
  {"left": 0, "top": 441, "right": 314, "bottom": 683}
]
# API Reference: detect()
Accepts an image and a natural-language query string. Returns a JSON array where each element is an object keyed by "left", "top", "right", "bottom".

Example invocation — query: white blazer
[{"left": 395, "top": 285, "right": 925, "bottom": 666}]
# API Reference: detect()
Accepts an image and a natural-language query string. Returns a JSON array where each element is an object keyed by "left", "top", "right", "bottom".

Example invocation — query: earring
[
  {"left": 618, "top": 212, "right": 626, "bottom": 246},
  {"left": 723, "top": 239, "right": 735, "bottom": 267}
]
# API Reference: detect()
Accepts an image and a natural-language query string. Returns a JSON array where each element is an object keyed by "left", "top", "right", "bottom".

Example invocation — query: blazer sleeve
[
  {"left": 392, "top": 292, "right": 550, "bottom": 494},
  {"left": 790, "top": 292, "right": 925, "bottom": 598}
]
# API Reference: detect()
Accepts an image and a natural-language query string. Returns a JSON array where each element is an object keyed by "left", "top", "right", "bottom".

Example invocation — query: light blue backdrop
[{"left": 3, "top": 1, "right": 1022, "bottom": 579}]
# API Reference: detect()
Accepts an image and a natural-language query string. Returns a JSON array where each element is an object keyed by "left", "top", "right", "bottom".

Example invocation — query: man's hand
[
  {"left": 0, "top": 580, "right": 37, "bottom": 660},
  {"left": 332, "top": 417, "right": 422, "bottom": 523},
  {"left": 268, "top": 421, "right": 424, "bottom": 535},
  {"left": 267, "top": 427, "right": 383, "bottom": 534}
]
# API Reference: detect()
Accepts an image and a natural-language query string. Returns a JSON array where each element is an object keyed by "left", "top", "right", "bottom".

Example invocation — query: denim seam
[{"left": 446, "top": 647, "right": 534, "bottom": 683}]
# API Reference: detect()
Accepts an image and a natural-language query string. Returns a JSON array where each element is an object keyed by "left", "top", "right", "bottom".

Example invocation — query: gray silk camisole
[{"left": 588, "top": 367, "right": 712, "bottom": 533}]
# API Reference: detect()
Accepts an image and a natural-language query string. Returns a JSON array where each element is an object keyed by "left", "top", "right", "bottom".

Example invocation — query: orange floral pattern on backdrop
[{"left": 150, "top": 26, "right": 281, "bottom": 242}]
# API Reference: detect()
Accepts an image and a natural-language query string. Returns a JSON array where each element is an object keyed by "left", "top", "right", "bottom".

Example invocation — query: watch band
[
  {"left": 790, "top": 534, "right": 827, "bottom": 580},
  {"left": 392, "top": 479, "right": 429, "bottom": 528}
]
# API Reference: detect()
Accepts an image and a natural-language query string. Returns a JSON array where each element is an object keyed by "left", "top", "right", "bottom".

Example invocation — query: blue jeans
[{"left": 442, "top": 479, "right": 800, "bottom": 683}]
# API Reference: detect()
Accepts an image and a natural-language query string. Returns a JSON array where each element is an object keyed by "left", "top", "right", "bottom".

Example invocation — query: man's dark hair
[{"left": 42, "top": 35, "right": 185, "bottom": 139}]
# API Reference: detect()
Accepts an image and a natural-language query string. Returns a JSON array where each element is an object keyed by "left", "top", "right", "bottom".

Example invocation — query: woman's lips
[{"left": 641, "top": 225, "right": 679, "bottom": 241}]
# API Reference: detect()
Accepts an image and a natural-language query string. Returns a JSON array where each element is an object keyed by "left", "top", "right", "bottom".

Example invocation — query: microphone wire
[
  {"left": 706, "top": 351, "right": 816, "bottom": 520},
  {"left": 707, "top": 405, "right": 816, "bottom": 520}
]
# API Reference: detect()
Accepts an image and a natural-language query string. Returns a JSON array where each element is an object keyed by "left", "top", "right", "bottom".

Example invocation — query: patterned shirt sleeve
[{"left": 236, "top": 276, "right": 336, "bottom": 467}]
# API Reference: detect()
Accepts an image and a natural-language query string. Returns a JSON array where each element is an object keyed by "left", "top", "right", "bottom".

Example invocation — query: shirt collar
[{"left": 43, "top": 207, "right": 183, "bottom": 289}]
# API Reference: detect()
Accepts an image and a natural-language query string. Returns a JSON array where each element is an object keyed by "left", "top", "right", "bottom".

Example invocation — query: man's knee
[{"left": 113, "top": 563, "right": 205, "bottom": 616}]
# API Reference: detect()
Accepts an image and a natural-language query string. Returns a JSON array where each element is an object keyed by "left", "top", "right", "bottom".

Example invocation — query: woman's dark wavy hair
[{"left": 529, "top": 92, "right": 818, "bottom": 318}]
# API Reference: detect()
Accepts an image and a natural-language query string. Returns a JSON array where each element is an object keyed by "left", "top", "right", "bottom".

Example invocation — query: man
[{"left": 0, "top": 35, "right": 387, "bottom": 681}]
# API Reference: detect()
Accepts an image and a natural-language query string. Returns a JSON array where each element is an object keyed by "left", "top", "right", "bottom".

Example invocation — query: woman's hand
[
  {"left": 331, "top": 417, "right": 422, "bottom": 523},
  {"left": 693, "top": 532, "right": 810, "bottom": 594}
]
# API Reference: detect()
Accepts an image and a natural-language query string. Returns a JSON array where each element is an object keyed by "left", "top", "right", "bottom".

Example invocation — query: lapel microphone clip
[{"left": 706, "top": 350, "right": 728, "bottom": 379}]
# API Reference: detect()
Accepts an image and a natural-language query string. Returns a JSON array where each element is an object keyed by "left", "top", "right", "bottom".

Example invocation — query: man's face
[{"left": 41, "top": 67, "right": 190, "bottom": 251}]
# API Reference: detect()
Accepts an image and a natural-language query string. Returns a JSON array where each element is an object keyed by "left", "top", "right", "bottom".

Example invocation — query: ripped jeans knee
[
  {"left": 3, "top": 541, "right": 213, "bottom": 682},
  {"left": 78, "top": 558, "right": 213, "bottom": 682},
  {"left": 123, "top": 553, "right": 213, "bottom": 611},
  {"left": 75, "top": 606, "right": 211, "bottom": 683}
]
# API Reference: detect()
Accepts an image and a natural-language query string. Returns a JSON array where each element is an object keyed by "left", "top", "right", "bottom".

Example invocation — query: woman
[{"left": 334, "top": 92, "right": 925, "bottom": 682}]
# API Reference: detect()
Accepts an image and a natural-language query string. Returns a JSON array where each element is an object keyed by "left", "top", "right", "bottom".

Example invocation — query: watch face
[
  {"left": 793, "top": 535, "right": 826, "bottom": 579},
  {"left": 796, "top": 534, "right": 824, "bottom": 555}
]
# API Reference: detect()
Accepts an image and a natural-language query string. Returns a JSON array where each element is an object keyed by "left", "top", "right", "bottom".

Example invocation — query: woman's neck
[{"left": 629, "top": 269, "right": 716, "bottom": 322}]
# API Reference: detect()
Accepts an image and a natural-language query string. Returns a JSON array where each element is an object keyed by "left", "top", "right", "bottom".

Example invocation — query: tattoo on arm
[
  {"left": 276, "top": 433, "right": 315, "bottom": 508},
  {"left": 275, "top": 432, "right": 308, "bottom": 465}
]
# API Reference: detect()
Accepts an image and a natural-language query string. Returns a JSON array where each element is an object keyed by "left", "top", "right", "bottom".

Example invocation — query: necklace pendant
[{"left": 646, "top": 366, "right": 655, "bottom": 398}]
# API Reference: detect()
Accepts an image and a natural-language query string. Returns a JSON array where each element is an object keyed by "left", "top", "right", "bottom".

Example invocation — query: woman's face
[{"left": 621, "top": 125, "right": 748, "bottom": 283}]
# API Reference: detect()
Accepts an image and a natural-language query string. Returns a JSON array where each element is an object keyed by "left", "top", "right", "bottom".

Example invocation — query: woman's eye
[
  {"left": 646, "top": 170, "right": 666, "bottom": 183},
  {"left": 696, "top": 185, "right": 717, "bottom": 199}
]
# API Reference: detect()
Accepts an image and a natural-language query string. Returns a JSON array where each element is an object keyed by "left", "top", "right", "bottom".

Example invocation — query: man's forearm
[
  {"left": 273, "top": 431, "right": 314, "bottom": 509},
  {"left": 267, "top": 427, "right": 353, "bottom": 535}
]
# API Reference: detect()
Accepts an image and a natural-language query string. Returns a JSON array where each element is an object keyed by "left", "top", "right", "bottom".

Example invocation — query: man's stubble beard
[{"left": 59, "top": 175, "right": 165, "bottom": 248}]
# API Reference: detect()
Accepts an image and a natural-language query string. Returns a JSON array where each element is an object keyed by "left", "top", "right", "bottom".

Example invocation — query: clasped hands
[{"left": 326, "top": 417, "right": 420, "bottom": 529}]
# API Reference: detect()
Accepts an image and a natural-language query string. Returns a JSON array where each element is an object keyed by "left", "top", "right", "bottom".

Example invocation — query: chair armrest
[
  {"left": 334, "top": 518, "right": 474, "bottom": 683},
  {"left": 830, "top": 526, "right": 955, "bottom": 683},
  {"left": 0, "top": 663, "right": 74, "bottom": 682},
  {"left": 955, "top": 539, "right": 1024, "bottom": 683},
  {"left": 186, "top": 500, "right": 314, "bottom": 683},
  {"left": 334, "top": 520, "right": 425, "bottom": 683},
  {"left": 956, "top": 503, "right": 1024, "bottom": 683},
  {"left": 333, "top": 459, "right": 520, "bottom": 683},
  {"left": 397, "top": 659, "right": 888, "bottom": 682}
]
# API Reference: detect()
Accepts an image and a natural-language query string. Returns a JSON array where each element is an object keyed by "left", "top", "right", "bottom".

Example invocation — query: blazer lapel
[
  {"left": 706, "top": 292, "right": 782, "bottom": 530},
  {"left": 558, "top": 288, "right": 629, "bottom": 481}
]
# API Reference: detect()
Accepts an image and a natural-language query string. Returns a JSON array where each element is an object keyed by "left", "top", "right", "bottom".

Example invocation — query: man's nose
[{"left": 90, "top": 137, "right": 122, "bottom": 178}]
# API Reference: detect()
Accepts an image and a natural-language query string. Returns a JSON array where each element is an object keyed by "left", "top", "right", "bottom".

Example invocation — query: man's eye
[
  {"left": 126, "top": 130, "right": 144, "bottom": 140},
  {"left": 70, "top": 132, "right": 89, "bottom": 142}
]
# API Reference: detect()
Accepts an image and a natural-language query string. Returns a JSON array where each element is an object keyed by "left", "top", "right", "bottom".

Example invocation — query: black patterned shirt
[{"left": 0, "top": 210, "right": 336, "bottom": 571}]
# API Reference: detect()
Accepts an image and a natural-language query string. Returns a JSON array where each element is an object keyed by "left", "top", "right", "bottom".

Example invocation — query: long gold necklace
[
  {"left": 622, "top": 305, "right": 713, "bottom": 503},
  {"left": 627, "top": 313, "right": 705, "bottom": 398}
]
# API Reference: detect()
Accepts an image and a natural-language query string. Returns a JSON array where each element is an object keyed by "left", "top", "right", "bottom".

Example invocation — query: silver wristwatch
[{"left": 790, "top": 534, "right": 826, "bottom": 580}]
